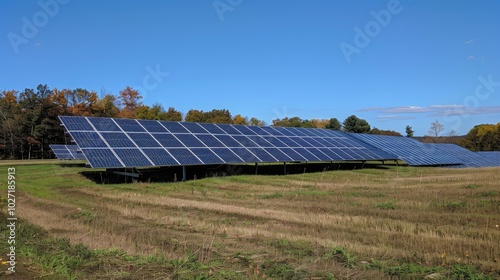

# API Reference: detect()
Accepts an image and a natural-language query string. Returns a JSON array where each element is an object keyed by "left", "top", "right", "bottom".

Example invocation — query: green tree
[
  {"left": 342, "top": 115, "right": 370, "bottom": 133},
  {"left": 249, "top": 117, "right": 266, "bottom": 126},
  {"left": 325, "top": 118, "right": 342, "bottom": 130},
  {"left": 204, "top": 109, "right": 233, "bottom": 124},
  {"left": 185, "top": 109, "right": 205, "bottom": 122},
  {"left": 368, "top": 128, "right": 402, "bottom": 136},
  {"left": 405, "top": 125, "right": 414, "bottom": 137}
]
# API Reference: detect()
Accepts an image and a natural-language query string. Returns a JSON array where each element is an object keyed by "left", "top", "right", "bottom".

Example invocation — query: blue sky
[{"left": 2, "top": 0, "right": 500, "bottom": 136}]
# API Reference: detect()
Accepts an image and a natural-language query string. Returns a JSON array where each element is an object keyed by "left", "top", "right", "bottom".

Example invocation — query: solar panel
[
  {"left": 432, "top": 145, "right": 500, "bottom": 167},
  {"left": 476, "top": 151, "right": 500, "bottom": 166},
  {"left": 50, "top": 144, "right": 86, "bottom": 160},
  {"left": 59, "top": 116, "right": 399, "bottom": 168},
  {"left": 347, "top": 133, "right": 463, "bottom": 166}
]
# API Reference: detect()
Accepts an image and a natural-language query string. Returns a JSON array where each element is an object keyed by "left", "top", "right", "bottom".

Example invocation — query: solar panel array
[
  {"left": 476, "top": 151, "right": 500, "bottom": 166},
  {"left": 432, "top": 144, "right": 500, "bottom": 167},
  {"left": 347, "top": 133, "right": 463, "bottom": 166},
  {"left": 347, "top": 133, "right": 500, "bottom": 167},
  {"left": 58, "top": 116, "right": 398, "bottom": 168},
  {"left": 50, "top": 144, "right": 86, "bottom": 160}
]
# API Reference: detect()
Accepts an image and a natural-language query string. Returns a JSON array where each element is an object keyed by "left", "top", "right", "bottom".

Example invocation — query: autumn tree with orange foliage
[{"left": 117, "top": 86, "right": 142, "bottom": 118}]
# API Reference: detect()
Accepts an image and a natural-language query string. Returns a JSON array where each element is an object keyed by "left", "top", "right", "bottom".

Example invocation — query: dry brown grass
[{"left": 14, "top": 165, "right": 500, "bottom": 278}]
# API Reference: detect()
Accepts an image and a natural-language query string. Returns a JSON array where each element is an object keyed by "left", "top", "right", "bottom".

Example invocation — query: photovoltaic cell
[
  {"left": 189, "top": 148, "right": 223, "bottom": 164},
  {"left": 198, "top": 123, "right": 226, "bottom": 134},
  {"left": 210, "top": 148, "right": 243, "bottom": 163},
  {"left": 217, "top": 124, "right": 242, "bottom": 135},
  {"left": 142, "top": 148, "right": 179, "bottom": 166},
  {"left": 138, "top": 120, "right": 168, "bottom": 132},
  {"left": 128, "top": 133, "right": 161, "bottom": 147},
  {"left": 196, "top": 134, "right": 225, "bottom": 147},
  {"left": 175, "top": 134, "right": 206, "bottom": 147},
  {"left": 214, "top": 135, "right": 243, "bottom": 147},
  {"left": 181, "top": 122, "right": 208, "bottom": 134},
  {"left": 70, "top": 132, "right": 107, "bottom": 148},
  {"left": 50, "top": 144, "right": 86, "bottom": 160},
  {"left": 83, "top": 149, "right": 123, "bottom": 168},
  {"left": 114, "top": 118, "right": 146, "bottom": 132},
  {"left": 167, "top": 148, "right": 202, "bottom": 165},
  {"left": 100, "top": 132, "right": 136, "bottom": 147},
  {"left": 152, "top": 134, "right": 185, "bottom": 147},
  {"left": 114, "top": 148, "right": 152, "bottom": 167},
  {"left": 88, "top": 117, "right": 121, "bottom": 131},
  {"left": 161, "top": 122, "right": 189, "bottom": 133}
]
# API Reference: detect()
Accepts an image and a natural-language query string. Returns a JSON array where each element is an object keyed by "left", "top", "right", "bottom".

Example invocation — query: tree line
[{"left": 1, "top": 85, "right": 497, "bottom": 160}]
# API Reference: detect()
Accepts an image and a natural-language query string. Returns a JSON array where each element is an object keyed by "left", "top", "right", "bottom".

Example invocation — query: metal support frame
[{"left": 182, "top": 166, "right": 187, "bottom": 181}]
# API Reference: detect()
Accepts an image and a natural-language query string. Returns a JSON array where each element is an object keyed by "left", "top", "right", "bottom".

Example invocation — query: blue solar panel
[
  {"left": 100, "top": 133, "right": 136, "bottom": 147},
  {"left": 151, "top": 134, "right": 185, "bottom": 147},
  {"left": 305, "top": 148, "right": 331, "bottom": 161},
  {"left": 348, "top": 133, "right": 462, "bottom": 166},
  {"left": 279, "top": 148, "right": 308, "bottom": 161},
  {"left": 59, "top": 116, "right": 400, "bottom": 168},
  {"left": 290, "top": 137, "right": 313, "bottom": 147},
  {"left": 294, "top": 148, "right": 320, "bottom": 161},
  {"left": 262, "top": 136, "right": 288, "bottom": 147},
  {"left": 142, "top": 148, "right": 179, "bottom": 166},
  {"left": 286, "top": 127, "right": 307, "bottom": 136},
  {"left": 128, "top": 133, "right": 161, "bottom": 147},
  {"left": 214, "top": 135, "right": 243, "bottom": 147},
  {"left": 210, "top": 148, "right": 244, "bottom": 163},
  {"left": 167, "top": 148, "right": 202, "bottom": 165},
  {"left": 50, "top": 144, "right": 86, "bottom": 160},
  {"left": 138, "top": 120, "right": 168, "bottom": 132},
  {"left": 175, "top": 134, "right": 206, "bottom": 147},
  {"left": 59, "top": 116, "right": 94, "bottom": 131},
  {"left": 302, "top": 137, "right": 326, "bottom": 147},
  {"left": 198, "top": 123, "right": 226, "bottom": 134},
  {"left": 246, "top": 126, "right": 270, "bottom": 135},
  {"left": 477, "top": 151, "right": 500, "bottom": 165},
  {"left": 264, "top": 148, "right": 293, "bottom": 161},
  {"left": 70, "top": 132, "right": 108, "bottom": 148},
  {"left": 271, "top": 127, "right": 297, "bottom": 136},
  {"left": 189, "top": 148, "right": 223, "bottom": 164},
  {"left": 246, "top": 148, "right": 278, "bottom": 162},
  {"left": 277, "top": 137, "right": 301, "bottom": 147},
  {"left": 317, "top": 148, "right": 343, "bottom": 160},
  {"left": 230, "top": 148, "right": 262, "bottom": 162},
  {"left": 161, "top": 122, "right": 189, "bottom": 133},
  {"left": 330, "top": 148, "right": 355, "bottom": 160},
  {"left": 88, "top": 117, "right": 121, "bottom": 131},
  {"left": 246, "top": 136, "right": 273, "bottom": 147},
  {"left": 261, "top": 126, "right": 284, "bottom": 136},
  {"left": 114, "top": 149, "right": 152, "bottom": 167},
  {"left": 232, "top": 125, "right": 257, "bottom": 135},
  {"left": 196, "top": 134, "right": 225, "bottom": 147},
  {"left": 432, "top": 144, "right": 499, "bottom": 167},
  {"left": 114, "top": 118, "right": 146, "bottom": 132},
  {"left": 231, "top": 135, "right": 260, "bottom": 147},
  {"left": 217, "top": 124, "right": 242, "bottom": 135},
  {"left": 181, "top": 122, "right": 208, "bottom": 134},
  {"left": 83, "top": 149, "right": 123, "bottom": 168}
]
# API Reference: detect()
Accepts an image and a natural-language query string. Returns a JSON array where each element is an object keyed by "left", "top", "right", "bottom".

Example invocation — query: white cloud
[{"left": 360, "top": 104, "right": 500, "bottom": 121}]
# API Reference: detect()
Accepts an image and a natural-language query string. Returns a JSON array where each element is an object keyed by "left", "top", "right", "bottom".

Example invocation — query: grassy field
[{"left": 0, "top": 161, "right": 499, "bottom": 279}]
